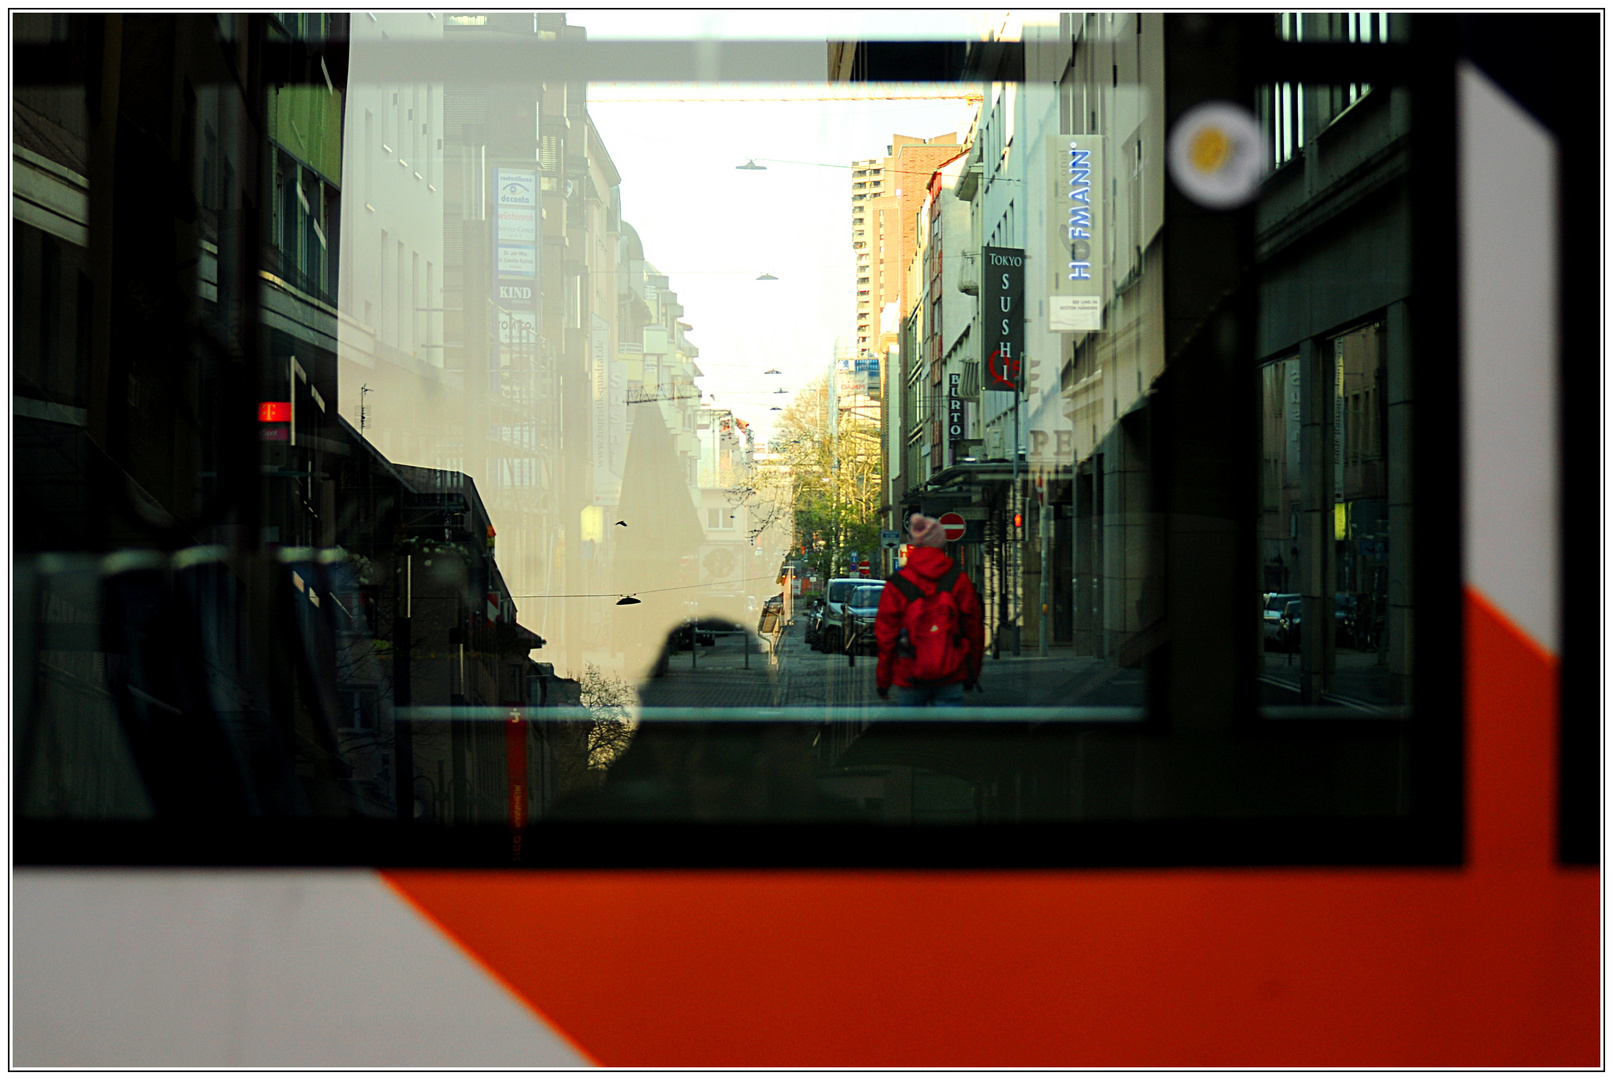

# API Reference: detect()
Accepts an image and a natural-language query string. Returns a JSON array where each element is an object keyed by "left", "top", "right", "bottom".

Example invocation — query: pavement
[
  {"left": 1257, "top": 644, "right": 1409, "bottom": 712},
  {"left": 636, "top": 627, "right": 784, "bottom": 709}
]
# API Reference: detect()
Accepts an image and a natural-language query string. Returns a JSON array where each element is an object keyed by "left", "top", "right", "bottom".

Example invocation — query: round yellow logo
[
  {"left": 1168, "top": 101, "right": 1266, "bottom": 209},
  {"left": 1189, "top": 126, "right": 1231, "bottom": 174}
]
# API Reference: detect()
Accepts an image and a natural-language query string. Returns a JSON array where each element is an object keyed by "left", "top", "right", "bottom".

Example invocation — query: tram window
[{"left": 13, "top": 12, "right": 1498, "bottom": 869}]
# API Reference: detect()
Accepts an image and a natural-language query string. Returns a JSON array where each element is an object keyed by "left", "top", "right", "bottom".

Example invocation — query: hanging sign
[
  {"left": 982, "top": 246, "right": 1025, "bottom": 394},
  {"left": 494, "top": 169, "right": 538, "bottom": 323},
  {"left": 1049, "top": 134, "right": 1104, "bottom": 333}
]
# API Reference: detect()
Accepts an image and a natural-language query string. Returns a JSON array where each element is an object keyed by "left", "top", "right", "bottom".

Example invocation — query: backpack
[{"left": 887, "top": 564, "right": 968, "bottom": 684}]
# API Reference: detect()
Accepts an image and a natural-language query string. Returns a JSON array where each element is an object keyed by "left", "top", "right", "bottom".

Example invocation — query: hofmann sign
[
  {"left": 1048, "top": 135, "right": 1104, "bottom": 333},
  {"left": 982, "top": 246, "right": 1025, "bottom": 394}
]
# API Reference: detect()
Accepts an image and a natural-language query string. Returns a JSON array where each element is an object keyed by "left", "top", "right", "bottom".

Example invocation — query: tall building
[
  {"left": 854, "top": 132, "right": 966, "bottom": 576},
  {"left": 851, "top": 132, "right": 965, "bottom": 358}
]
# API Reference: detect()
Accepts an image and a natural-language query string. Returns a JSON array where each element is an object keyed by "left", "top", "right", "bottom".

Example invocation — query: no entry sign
[{"left": 939, "top": 512, "right": 967, "bottom": 542}]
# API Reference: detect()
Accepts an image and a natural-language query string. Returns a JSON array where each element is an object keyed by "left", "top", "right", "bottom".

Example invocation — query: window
[{"left": 15, "top": 12, "right": 1547, "bottom": 874}]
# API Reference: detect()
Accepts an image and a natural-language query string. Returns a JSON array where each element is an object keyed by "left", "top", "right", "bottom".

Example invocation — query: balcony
[{"left": 957, "top": 250, "right": 979, "bottom": 295}]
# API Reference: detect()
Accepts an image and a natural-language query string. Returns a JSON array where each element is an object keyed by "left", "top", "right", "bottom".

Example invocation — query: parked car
[
  {"left": 815, "top": 577, "right": 867, "bottom": 653},
  {"left": 841, "top": 583, "right": 885, "bottom": 654},
  {"left": 1279, "top": 599, "right": 1302, "bottom": 652},
  {"left": 1262, "top": 592, "right": 1301, "bottom": 649},
  {"left": 668, "top": 618, "right": 720, "bottom": 650},
  {"left": 802, "top": 597, "right": 825, "bottom": 647}
]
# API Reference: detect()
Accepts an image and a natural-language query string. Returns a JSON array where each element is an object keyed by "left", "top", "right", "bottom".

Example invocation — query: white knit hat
[{"left": 907, "top": 513, "right": 946, "bottom": 548}]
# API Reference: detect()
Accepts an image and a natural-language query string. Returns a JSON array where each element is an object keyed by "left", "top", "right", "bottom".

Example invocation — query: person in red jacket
[{"left": 874, "top": 513, "right": 985, "bottom": 706}]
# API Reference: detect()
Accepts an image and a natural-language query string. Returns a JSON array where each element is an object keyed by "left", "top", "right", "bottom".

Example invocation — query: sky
[{"left": 569, "top": 10, "right": 986, "bottom": 441}]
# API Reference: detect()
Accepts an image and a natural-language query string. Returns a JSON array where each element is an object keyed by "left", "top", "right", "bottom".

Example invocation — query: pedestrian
[{"left": 874, "top": 513, "right": 985, "bottom": 706}]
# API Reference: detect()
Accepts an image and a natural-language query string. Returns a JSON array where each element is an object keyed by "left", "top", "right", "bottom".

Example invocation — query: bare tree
[
  {"left": 578, "top": 662, "right": 637, "bottom": 770},
  {"left": 724, "top": 452, "right": 795, "bottom": 543}
]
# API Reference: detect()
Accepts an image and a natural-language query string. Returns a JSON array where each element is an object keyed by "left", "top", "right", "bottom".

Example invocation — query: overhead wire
[{"left": 510, "top": 573, "right": 779, "bottom": 600}]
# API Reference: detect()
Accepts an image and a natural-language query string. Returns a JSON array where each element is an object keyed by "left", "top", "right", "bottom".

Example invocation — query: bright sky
[{"left": 569, "top": 11, "right": 986, "bottom": 441}]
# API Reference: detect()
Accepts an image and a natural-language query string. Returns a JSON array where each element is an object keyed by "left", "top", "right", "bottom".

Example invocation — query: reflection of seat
[
  {"left": 15, "top": 547, "right": 390, "bottom": 822},
  {"left": 14, "top": 555, "right": 152, "bottom": 819},
  {"left": 97, "top": 553, "right": 286, "bottom": 817}
]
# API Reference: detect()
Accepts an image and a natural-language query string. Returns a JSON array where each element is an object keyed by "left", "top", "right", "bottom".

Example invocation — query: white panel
[
  {"left": 1458, "top": 62, "right": 1560, "bottom": 654},
  {"left": 13, "top": 869, "right": 593, "bottom": 1068}
]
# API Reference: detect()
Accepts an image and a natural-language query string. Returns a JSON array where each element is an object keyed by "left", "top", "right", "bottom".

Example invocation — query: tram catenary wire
[{"left": 509, "top": 573, "right": 780, "bottom": 600}]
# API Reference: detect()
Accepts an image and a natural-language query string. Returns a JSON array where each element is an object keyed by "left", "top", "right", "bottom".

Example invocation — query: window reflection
[
  {"left": 1255, "top": 65, "right": 1412, "bottom": 715},
  {"left": 14, "top": 13, "right": 1432, "bottom": 856}
]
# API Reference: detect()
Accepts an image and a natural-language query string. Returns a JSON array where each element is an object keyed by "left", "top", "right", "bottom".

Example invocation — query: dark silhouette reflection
[{"left": 558, "top": 620, "right": 862, "bottom": 822}]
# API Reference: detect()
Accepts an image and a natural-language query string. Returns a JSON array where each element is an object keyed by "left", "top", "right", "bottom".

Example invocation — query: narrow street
[{"left": 636, "top": 614, "right": 1147, "bottom": 713}]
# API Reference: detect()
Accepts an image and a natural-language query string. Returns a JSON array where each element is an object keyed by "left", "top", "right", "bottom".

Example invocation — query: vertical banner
[
  {"left": 1048, "top": 134, "right": 1104, "bottom": 333},
  {"left": 608, "top": 354, "right": 627, "bottom": 476},
  {"left": 505, "top": 709, "right": 527, "bottom": 860},
  {"left": 947, "top": 371, "right": 964, "bottom": 441},
  {"left": 591, "top": 312, "right": 619, "bottom": 505},
  {"left": 494, "top": 168, "right": 538, "bottom": 345},
  {"left": 982, "top": 246, "right": 1026, "bottom": 394}
]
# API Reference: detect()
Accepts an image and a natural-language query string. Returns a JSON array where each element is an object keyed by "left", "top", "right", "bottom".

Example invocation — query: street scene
[{"left": 16, "top": 12, "right": 1416, "bottom": 838}]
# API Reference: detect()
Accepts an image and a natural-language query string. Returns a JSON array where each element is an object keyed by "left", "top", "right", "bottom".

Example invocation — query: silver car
[{"left": 841, "top": 583, "right": 885, "bottom": 654}]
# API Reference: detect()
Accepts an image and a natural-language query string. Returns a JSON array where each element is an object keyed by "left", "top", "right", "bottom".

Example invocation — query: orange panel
[{"left": 387, "top": 590, "right": 1597, "bottom": 1066}]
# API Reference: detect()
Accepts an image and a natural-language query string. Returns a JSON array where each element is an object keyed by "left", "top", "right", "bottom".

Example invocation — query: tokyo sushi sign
[{"left": 982, "top": 246, "right": 1024, "bottom": 394}]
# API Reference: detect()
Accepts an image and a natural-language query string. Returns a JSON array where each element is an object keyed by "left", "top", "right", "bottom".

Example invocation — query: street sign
[
  {"left": 939, "top": 512, "right": 967, "bottom": 542},
  {"left": 858, "top": 560, "right": 871, "bottom": 578},
  {"left": 880, "top": 529, "right": 899, "bottom": 547}
]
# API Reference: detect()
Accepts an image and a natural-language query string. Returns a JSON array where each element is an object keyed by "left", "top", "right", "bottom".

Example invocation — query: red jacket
[{"left": 874, "top": 546, "right": 985, "bottom": 691}]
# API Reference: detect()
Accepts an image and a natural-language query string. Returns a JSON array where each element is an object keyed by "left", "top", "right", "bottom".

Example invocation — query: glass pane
[
  {"left": 13, "top": 12, "right": 1440, "bottom": 861},
  {"left": 1254, "top": 62, "right": 1411, "bottom": 718}
]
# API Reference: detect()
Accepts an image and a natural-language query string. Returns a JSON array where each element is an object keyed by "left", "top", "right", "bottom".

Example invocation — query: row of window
[
  {"left": 270, "top": 149, "right": 337, "bottom": 303},
  {"left": 371, "top": 226, "right": 438, "bottom": 358}
]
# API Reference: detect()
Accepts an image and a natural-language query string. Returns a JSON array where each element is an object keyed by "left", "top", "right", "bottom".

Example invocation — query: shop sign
[
  {"left": 495, "top": 169, "right": 539, "bottom": 311},
  {"left": 982, "top": 246, "right": 1025, "bottom": 394},
  {"left": 947, "top": 371, "right": 964, "bottom": 438},
  {"left": 497, "top": 205, "right": 535, "bottom": 243},
  {"left": 1048, "top": 135, "right": 1104, "bottom": 333},
  {"left": 495, "top": 169, "right": 536, "bottom": 208},
  {"left": 497, "top": 308, "right": 537, "bottom": 345},
  {"left": 496, "top": 243, "right": 536, "bottom": 279}
]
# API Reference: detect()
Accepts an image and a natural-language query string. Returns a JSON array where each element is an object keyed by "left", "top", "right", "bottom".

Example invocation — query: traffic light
[{"left": 1011, "top": 510, "right": 1024, "bottom": 539}]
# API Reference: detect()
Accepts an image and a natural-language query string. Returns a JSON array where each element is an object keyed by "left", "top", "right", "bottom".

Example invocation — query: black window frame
[{"left": 15, "top": 14, "right": 1587, "bottom": 871}]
